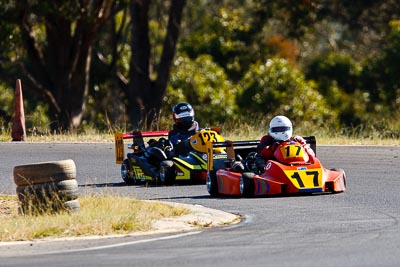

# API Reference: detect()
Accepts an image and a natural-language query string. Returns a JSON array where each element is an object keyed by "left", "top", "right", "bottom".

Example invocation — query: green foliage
[
  {"left": 180, "top": 6, "right": 254, "bottom": 79},
  {"left": 304, "top": 51, "right": 368, "bottom": 127},
  {"left": 361, "top": 20, "right": 400, "bottom": 110},
  {"left": 0, "top": 2, "right": 23, "bottom": 82},
  {"left": 0, "top": 83, "right": 13, "bottom": 113},
  {"left": 306, "top": 51, "right": 362, "bottom": 95},
  {"left": 0, "top": 82, "right": 51, "bottom": 134},
  {"left": 237, "top": 58, "right": 338, "bottom": 130},
  {"left": 26, "top": 104, "right": 51, "bottom": 133},
  {"left": 0, "top": 83, "right": 13, "bottom": 133},
  {"left": 0, "top": 1, "right": 399, "bottom": 136},
  {"left": 163, "top": 54, "right": 237, "bottom": 126}
]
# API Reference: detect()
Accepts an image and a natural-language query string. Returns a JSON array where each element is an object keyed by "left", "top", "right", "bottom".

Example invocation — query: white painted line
[{"left": 40, "top": 231, "right": 202, "bottom": 255}]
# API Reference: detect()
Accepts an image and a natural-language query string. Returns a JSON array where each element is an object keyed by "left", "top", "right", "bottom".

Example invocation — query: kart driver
[
  {"left": 257, "top": 115, "right": 315, "bottom": 161},
  {"left": 168, "top": 102, "right": 200, "bottom": 155},
  {"left": 231, "top": 115, "right": 315, "bottom": 172}
]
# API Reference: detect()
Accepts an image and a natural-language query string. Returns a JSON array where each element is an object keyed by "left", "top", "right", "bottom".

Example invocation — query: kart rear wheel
[
  {"left": 159, "top": 160, "right": 175, "bottom": 185},
  {"left": 121, "top": 159, "right": 135, "bottom": 185},
  {"left": 206, "top": 170, "right": 219, "bottom": 196},
  {"left": 240, "top": 172, "right": 255, "bottom": 197}
]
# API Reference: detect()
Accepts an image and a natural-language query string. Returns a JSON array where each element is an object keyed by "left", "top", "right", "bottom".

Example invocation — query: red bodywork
[
  {"left": 121, "top": 131, "right": 169, "bottom": 139},
  {"left": 211, "top": 141, "right": 346, "bottom": 197}
]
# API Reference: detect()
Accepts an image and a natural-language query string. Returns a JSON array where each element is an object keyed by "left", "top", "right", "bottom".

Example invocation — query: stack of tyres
[{"left": 13, "top": 159, "right": 80, "bottom": 214}]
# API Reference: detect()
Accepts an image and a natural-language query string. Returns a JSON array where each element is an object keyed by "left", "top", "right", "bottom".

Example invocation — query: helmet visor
[
  {"left": 270, "top": 126, "right": 291, "bottom": 133},
  {"left": 176, "top": 116, "right": 194, "bottom": 123},
  {"left": 175, "top": 110, "right": 194, "bottom": 119}
]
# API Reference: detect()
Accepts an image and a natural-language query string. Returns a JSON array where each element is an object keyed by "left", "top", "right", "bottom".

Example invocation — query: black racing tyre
[
  {"left": 240, "top": 172, "right": 255, "bottom": 197},
  {"left": 206, "top": 170, "right": 219, "bottom": 196},
  {"left": 16, "top": 179, "right": 79, "bottom": 202},
  {"left": 63, "top": 199, "right": 81, "bottom": 212},
  {"left": 17, "top": 185, "right": 80, "bottom": 215},
  {"left": 13, "top": 159, "right": 76, "bottom": 186},
  {"left": 121, "top": 159, "right": 135, "bottom": 185},
  {"left": 158, "top": 160, "right": 175, "bottom": 185},
  {"left": 16, "top": 179, "right": 79, "bottom": 214}
]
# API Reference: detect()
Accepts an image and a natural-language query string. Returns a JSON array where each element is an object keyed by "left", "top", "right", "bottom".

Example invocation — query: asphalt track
[{"left": 0, "top": 142, "right": 399, "bottom": 267}]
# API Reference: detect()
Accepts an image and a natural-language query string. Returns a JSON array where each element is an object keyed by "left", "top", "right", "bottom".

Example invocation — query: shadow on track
[{"left": 79, "top": 182, "right": 127, "bottom": 188}]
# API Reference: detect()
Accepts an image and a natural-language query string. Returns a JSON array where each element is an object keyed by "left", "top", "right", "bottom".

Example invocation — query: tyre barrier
[{"left": 13, "top": 159, "right": 80, "bottom": 214}]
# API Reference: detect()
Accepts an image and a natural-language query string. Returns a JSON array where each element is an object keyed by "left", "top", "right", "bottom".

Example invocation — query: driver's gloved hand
[
  {"left": 164, "top": 145, "right": 174, "bottom": 159},
  {"left": 148, "top": 139, "right": 157, "bottom": 146},
  {"left": 231, "top": 160, "right": 245, "bottom": 173},
  {"left": 173, "top": 139, "right": 191, "bottom": 156},
  {"left": 255, "top": 155, "right": 265, "bottom": 173}
]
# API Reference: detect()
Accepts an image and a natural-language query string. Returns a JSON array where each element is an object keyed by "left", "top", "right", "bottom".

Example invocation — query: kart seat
[{"left": 145, "top": 147, "right": 168, "bottom": 162}]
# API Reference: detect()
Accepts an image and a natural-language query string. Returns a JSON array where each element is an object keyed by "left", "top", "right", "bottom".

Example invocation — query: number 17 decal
[
  {"left": 290, "top": 170, "right": 320, "bottom": 188},
  {"left": 281, "top": 144, "right": 305, "bottom": 159}
]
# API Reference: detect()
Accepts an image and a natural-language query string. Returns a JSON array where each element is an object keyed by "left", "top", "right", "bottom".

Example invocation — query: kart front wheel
[
  {"left": 240, "top": 172, "right": 255, "bottom": 197},
  {"left": 121, "top": 159, "right": 135, "bottom": 185},
  {"left": 159, "top": 160, "right": 175, "bottom": 185},
  {"left": 206, "top": 170, "right": 219, "bottom": 196}
]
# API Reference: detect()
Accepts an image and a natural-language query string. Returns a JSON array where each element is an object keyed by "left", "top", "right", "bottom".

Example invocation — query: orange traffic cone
[{"left": 11, "top": 79, "right": 27, "bottom": 141}]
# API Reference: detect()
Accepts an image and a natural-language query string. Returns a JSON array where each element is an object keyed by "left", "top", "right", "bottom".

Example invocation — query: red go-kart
[{"left": 206, "top": 138, "right": 346, "bottom": 197}]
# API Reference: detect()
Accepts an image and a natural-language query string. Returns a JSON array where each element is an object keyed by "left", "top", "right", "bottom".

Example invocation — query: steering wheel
[{"left": 244, "top": 152, "right": 264, "bottom": 174}]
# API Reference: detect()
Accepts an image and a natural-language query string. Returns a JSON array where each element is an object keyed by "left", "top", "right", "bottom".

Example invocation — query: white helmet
[{"left": 269, "top": 115, "right": 293, "bottom": 141}]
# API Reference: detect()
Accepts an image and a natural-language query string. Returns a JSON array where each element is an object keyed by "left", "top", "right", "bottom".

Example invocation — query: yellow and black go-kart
[{"left": 114, "top": 128, "right": 227, "bottom": 185}]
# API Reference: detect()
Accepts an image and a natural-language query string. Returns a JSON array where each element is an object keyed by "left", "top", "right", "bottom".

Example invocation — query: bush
[
  {"left": 236, "top": 58, "right": 338, "bottom": 130},
  {"left": 305, "top": 51, "right": 362, "bottom": 95},
  {"left": 162, "top": 54, "right": 237, "bottom": 126}
]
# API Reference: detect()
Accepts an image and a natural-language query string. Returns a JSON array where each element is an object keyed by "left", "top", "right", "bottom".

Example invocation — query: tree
[
  {"left": 123, "top": 0, "right": 186, "bottom": 130},
  {"left": 361, "top": 20, "right": 400, "bottom": 113},
  {"left": 1, "top": 0, "right": 399, "bottom": 133},
  {"left": 179, "top": 2, "right": 270, "bottom": 81},
  {"left": 11, "top": 0, "right": 113, "bottom": 131}
]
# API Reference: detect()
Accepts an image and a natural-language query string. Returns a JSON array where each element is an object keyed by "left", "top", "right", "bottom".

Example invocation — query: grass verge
[{"left": 0, "top": 195, "right": 188, "bottom": 242}]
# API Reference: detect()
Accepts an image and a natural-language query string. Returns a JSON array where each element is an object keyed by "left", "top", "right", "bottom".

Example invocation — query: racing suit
[{"left": 168, "top": 121, "right": 200, "bottom": 156}]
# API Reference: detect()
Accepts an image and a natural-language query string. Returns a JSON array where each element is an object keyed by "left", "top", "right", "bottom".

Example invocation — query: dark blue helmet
[{"left": 173, "top": 102, "right": 195, "bottom": 127}]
